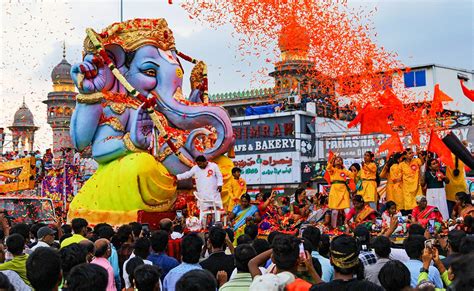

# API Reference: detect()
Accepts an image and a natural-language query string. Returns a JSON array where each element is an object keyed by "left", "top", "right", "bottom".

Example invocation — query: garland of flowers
[{"left": 85, "top": 28, "right": 194, "bottom": 168}]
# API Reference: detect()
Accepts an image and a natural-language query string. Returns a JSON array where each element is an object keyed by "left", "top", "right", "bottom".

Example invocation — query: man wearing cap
[{"left": 31, "top": 227, "right": 56, "bottom": 251}]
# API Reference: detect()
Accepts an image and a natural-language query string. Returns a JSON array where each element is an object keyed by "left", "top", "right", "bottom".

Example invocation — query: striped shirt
[{"left": 219, "top": 273, "right": 253, "bottom": 291}]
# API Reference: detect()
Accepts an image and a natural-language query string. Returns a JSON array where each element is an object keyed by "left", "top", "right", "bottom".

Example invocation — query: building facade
[
  {"left": 211, "top": 51, "right": 474, "bottom": 190},
  {"left": 8, "top": 101, "right": 38, "bottom": 152},
  {"left": 43, "top": 44, "right": 77, "bottom": 154}
]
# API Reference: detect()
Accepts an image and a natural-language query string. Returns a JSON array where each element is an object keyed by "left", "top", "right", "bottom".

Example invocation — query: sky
[{"left": 0, "top": 0, "right": 472, "bottom": 151}]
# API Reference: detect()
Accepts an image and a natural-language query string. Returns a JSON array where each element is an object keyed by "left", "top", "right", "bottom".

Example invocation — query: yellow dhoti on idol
[
  {"left": 69, "top": 153, "right": 176, "bottom": 225},
  {"left": 69, "top": 153, "right": 234, "bottom": 225}
]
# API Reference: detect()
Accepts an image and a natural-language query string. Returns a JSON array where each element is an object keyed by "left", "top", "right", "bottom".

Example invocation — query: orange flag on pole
[
  {"left": 430, "top": 84, "right": 453, "bottom": 116},
  {"left": 324, "top": 150, "right": 334, "bottom": 184},
  {"left": 378, "top": 134, "right": 404, "bottom": 157},
  {"left": 348, "top": 103, "right": 393, "bottom": 135},
  {"left": 378, "top": 89, "right": 403, "bottom": 110},
  {"left": 427, "top": 130, "right": 455, "bottom": 168},
  {"left": 460, "top": 80, "right": 474, "bottom": 102}
]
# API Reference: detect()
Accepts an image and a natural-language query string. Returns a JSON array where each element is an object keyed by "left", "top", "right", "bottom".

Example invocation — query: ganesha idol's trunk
[{"left": 154, "top": 87, "right": 235, "bottom": 160}]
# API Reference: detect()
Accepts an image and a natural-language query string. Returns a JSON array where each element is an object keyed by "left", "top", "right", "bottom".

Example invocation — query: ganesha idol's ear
[{"left": 104, "top": 44, "right": 126, "bottom": 68}]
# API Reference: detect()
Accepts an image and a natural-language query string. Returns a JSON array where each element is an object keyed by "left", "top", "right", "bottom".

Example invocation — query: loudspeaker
[{"left": 442, "top": 132, "right": 474, "bottom": 169}]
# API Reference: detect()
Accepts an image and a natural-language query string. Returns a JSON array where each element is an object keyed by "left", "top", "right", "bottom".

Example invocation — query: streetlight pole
[{"left": 120, "top": 0, "right": 123, "bottom": 22}]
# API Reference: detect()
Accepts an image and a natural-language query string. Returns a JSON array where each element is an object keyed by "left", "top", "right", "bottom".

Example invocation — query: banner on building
[
  {"left": 232, "top": 115, "right": 296, "bottom": 154},
  {"left": 232, "top": 152, "right": 301, "bottom": 185},
  {"left": 322, "top": 134, "right": 389, "bottom": 159},
  {"left": 322, "top": 125, "right": 474, "bottom": 160}
]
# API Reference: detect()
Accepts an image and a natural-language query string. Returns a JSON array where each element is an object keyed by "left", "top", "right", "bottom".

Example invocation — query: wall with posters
[{"left": 232, "top": 152, "right": 300, "bottom": 185}]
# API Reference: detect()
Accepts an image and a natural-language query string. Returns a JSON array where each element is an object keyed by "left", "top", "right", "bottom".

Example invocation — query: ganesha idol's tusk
[{"left": 77, "top": 73, "right": 85, "bottom": 90}]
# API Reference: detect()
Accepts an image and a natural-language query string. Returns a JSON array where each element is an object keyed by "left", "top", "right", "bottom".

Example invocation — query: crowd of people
[
  {"left": 0, "top": 214, "right": 472, "bottom": 291},
  {"left": 0, "top": 145, "right": 473, "bottom": 290}
]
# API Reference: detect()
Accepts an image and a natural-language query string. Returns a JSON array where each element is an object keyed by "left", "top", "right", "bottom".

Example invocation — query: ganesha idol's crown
[{"left": 83, "top": 18, "right": 176, "bottom": 54}]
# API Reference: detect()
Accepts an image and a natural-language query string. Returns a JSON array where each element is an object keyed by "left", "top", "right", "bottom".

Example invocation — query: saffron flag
[
  {"left": 430, "top": 84, "right": 453, "bottom": 116},
  {"left": 427, "top": 130, "right": 454, "bottom": 168},
  {"left": 460, "top": 80, "right": 474, "bottom": 102},
  {"left": 378, "top": 134, "right": 403, "bottom": 157},
  {"left": 378, "top": 89, "right": 403, "bottom": 110},
  {"left": 348, "top": 103, "right": 393, "bottom": 135},
  {"left": 323, "top": 150, "right": 334, "bottom": 184}
]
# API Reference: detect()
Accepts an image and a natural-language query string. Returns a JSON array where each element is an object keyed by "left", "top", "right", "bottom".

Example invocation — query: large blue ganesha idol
[{"left": 68, "top": 19, "right": 235, "bottom": 224}]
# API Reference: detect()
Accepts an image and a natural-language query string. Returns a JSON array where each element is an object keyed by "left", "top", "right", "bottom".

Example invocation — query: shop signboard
[
  {"left": 232, "top": 115, "right": 296, "bottom": 154},
  {"left": 232, "top": 152, "right": 301, "bottom": 185},
  {"left": 322, "top": 134, "right": 388, "bottom": 159}
]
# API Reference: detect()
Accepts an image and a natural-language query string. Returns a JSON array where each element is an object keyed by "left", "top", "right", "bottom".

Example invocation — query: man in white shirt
[
  {"left": 176, "top": 155, "right": 223, "bottom": 221},
  {"left": 122, "top": 237, "right": 153, "bottom": 289},
  {"left": 31, "top": 226, "right": 56, "bottom": 251}
]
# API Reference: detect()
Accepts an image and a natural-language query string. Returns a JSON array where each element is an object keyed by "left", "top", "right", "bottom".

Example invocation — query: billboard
[
  {"left": 322, "top": 134, "right": 389, "bottom": 159},
  {"left": 232, "top": 115, "right": 296, "bottom": 154}
]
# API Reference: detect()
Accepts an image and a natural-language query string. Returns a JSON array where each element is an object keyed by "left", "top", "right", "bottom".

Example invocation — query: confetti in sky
[{"left": 182, "top": 0, "right": 454, "bottom": 146}]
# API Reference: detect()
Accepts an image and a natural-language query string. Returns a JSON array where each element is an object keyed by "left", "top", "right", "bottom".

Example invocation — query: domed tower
[
  {"left": 269, "top": 17, "right": 333, "bottom": 102},
  {"left": 43, "top": 42, "right": 77, "bottom": 154},
  {"left": 8, "top": 100, "right": 39, "bottom": 152}
]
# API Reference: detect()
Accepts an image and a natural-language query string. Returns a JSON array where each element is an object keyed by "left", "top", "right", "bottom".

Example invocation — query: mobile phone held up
[
  {"left": 425, "top": 239, "right": 435, "bottom": 249},
  {"left": 297, "top": 243, "right": 307, "bottom": 272},
  {"left": 176, "top": 210, "right": 183, "bottom": 219},
  {"left": 428, "top": 219, "right": 435, "bottom": 234}
]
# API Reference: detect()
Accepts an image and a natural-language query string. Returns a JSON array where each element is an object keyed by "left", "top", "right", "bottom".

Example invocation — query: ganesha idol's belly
[{"left": 68, "top": 152, "right": 235, "bottom": 225}]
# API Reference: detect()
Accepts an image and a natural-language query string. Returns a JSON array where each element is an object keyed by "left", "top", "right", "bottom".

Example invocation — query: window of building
[{"left": 404, "top": 70, "right": 426, "bottom": 88}]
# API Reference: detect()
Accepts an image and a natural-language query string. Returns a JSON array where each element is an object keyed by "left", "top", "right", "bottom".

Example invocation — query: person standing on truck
[{"left": 176, "top": 155, "right": 224, "bottom": 222}]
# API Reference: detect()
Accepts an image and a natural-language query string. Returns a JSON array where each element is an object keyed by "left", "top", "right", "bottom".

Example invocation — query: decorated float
[{"left": 68, "top": 18, "right": 235, "bottom": 225}]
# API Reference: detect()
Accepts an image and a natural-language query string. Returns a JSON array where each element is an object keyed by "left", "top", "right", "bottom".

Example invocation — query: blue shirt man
[
  {"left": 108, "top": 244, "right": 121, "bottom": 291},
  {"left": 311, "top": 250, "right": 334, "bottom": 282},
  {"left": 148, "top": 252, "right": 179, "bottom": 281},
  {"left": 162, "top": 233, "right": 203, "bottom": 291},
  {"left": 162, "top": 262, "right": 202, "bottom": 291},
  {"left": 402, "top": 235, "right": 443, "bottom": 289},
  {"left": 404, "top": 259, "right": 443, "bottom": 288}
]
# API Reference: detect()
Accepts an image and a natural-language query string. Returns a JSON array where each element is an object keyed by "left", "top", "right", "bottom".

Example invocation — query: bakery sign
[
  {"left": 232, "top": 152, "right": 301, "bottom": 185},
  {"left": 232, "top": 115, "right": 295, "bottom": 154}
]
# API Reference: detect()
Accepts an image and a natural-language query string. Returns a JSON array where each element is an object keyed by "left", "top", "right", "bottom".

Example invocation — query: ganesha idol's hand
[
  {"left": 130, "top": 104, "right": 154, "bottom": 150},
  {"left": 71, "top": 54, "right": 109, "bottom": 94}
]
